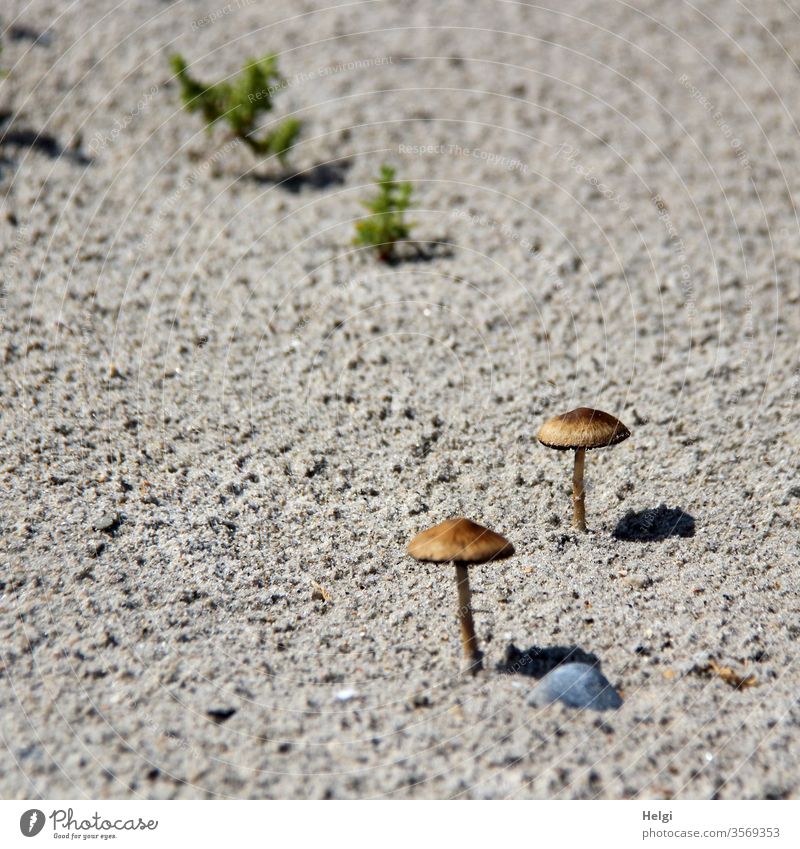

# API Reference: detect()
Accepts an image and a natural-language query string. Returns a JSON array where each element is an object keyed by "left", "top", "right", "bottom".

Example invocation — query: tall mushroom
[
  {"left": 537, "top": 407, "right": 630, "bottom": 532},
  {"left": 408, "top": 517, "right": 513, "bottom": 674}
]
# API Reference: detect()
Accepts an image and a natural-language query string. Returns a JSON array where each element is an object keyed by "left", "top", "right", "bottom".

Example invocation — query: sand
[{"left": 1, "top": 0, "right": 799, "bottom": 800}]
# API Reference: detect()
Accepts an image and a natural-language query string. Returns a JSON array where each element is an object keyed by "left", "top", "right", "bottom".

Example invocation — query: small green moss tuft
[
  {"left": 353, "top": 165, "right": 415, "bottom": 261},
  {"left": 170, "top": 53, "right": 300, "bottom": 163}
]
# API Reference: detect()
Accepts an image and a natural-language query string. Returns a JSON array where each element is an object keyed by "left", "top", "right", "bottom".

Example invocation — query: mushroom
[
  {"left": 408, "top": 517, "right": 514, "bottom": 674},
  {"left": 537, "top": 407, "right": 631, "bottom": 532}
]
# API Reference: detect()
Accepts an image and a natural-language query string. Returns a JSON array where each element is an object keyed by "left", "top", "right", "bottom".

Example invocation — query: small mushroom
[
  {"left": 538, "top": 407, "right": 630, "bottom": 532},
  {"left": 408, "top": 517, "right": 514, "bottom": 674}
]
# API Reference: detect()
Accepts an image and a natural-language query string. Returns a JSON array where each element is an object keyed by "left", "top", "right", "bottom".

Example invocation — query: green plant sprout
[
  {"left": 353, "top": 165, "right": 415, "bottom": 261},
  {"left": 170, "top": 53, "right": 301, "bottom": 162}
]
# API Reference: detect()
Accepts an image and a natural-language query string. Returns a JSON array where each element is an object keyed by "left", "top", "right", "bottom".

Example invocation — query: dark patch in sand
[{"left": 613, "top": 505, "right": 695, "bottom": 541}]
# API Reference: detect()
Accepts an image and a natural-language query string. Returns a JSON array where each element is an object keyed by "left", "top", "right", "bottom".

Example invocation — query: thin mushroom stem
[
  {"left": 572, "top": 447, "right": 587, "bottom": 531},
  {"left": 454, "top": 561, "right": 483, "bottom": 674}
]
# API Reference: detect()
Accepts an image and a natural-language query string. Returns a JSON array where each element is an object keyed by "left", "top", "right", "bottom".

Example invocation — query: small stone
[
  {"left": 622, "top": 574, "right": 652, "bottom": 589},
  {"left": 310, "top": 580, "right": 331, "bottom": 602},
  {"left": 93, "top": 512, "right": 120, "bottom": 533},
  {"left": 527, "top": 663, "right": 623, "bottom": 711},
  {"left": 206, "top": 707, "right": 236, "bottom": 723},
  {"left": 16, "top": 522, "right": 34, "bottom": 538},
  {"left": 678, "top": 651, "right": 711, "bottom": 675},
  {"left": 87, "top": 539, "right": 105, "bottom": 558},
  {"left": 335, "top": 689, "right": 358, "bottom": 702},
  {"left": 75, "top": 562, "right": 95, "bottom": 580}
]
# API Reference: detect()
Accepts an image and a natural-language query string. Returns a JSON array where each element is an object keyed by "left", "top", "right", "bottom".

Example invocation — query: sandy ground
[{"left": 1, "top": 0, "right": 799, "bottom": 800}]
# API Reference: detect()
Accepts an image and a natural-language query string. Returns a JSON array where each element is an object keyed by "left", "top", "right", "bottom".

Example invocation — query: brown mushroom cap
[
  {"left": 408, "top": 518, "right": 514, "bottom": 563},
  {"left": 537, "top": 407, "right": 631, "bottom": 451}
]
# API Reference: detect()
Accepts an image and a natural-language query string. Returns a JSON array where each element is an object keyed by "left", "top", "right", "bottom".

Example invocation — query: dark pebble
[{"left": 207, "top": 707, "right": 237, "bottom": 723}]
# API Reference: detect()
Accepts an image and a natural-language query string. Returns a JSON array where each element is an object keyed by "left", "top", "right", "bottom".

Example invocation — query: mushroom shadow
[
  {"left": 497, "top": 642, "right": 600, "bottom": 679},
  {"left": 613, "top": 504, "right": 695, "bottom": 541}
]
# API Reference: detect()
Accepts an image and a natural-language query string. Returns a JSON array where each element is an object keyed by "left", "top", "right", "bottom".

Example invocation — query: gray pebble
[
  {"left": 622, "top": 574, "right": 653, "bottom": 589},
  {"left": 527, "top": 663, "right": 623, "bottom": 711},
  {"left": 86, "top": 539, "right": 105, "bottom": 558},
  {"left": 93, "top": 512, "right": 120, "bottom": 533}
]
